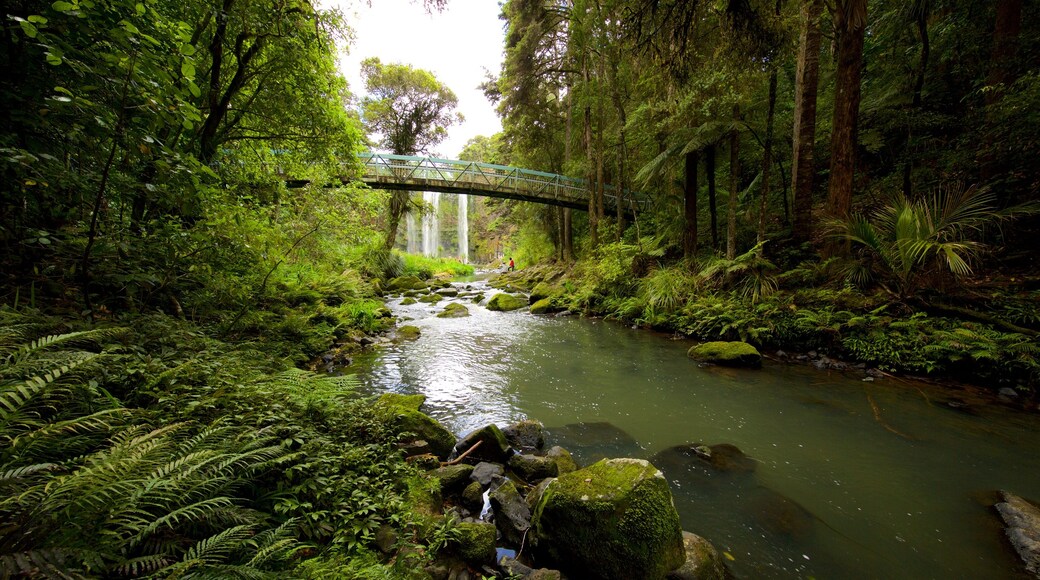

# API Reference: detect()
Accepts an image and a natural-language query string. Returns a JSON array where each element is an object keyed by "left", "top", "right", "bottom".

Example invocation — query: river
[{"left": 351, "top": 279, "right": 1039, "bottom": 578}]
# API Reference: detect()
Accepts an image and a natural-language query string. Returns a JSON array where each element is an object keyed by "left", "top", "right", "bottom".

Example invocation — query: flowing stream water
[{"left": 351, "top": 279, "right": 1039, "bottom": 578}]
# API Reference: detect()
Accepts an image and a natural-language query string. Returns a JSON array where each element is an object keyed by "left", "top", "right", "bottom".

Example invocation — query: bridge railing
[{"left": 357, "top": 153, "right": 649, "bottom": 213}]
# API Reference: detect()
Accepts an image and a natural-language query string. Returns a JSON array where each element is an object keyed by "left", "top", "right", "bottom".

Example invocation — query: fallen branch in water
[
  {"left": 441, "top": 440, "right": 483, "bottom": 466},
  {"left": 866, "top": 391, "right": 915, "bottom": 440}
]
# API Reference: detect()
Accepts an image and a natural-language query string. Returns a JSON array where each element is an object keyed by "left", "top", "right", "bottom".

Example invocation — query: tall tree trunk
[
  {"left": 825, "top": 0, "right": 868, "bottom": 233},
  {"left": 614, "top": 111, "right": 627, "bottom": 238},
  {"left": 903, "top": 1, "right": 930, "bottom": 198},
  {"left": 759, "top": 69, "right": 778, "bottom": 243},
  {"left": 563, "top": 82, "right": 574, "bottom": 261},
  {"left": 583, "top": 58, "right": 598, "bottom": 248},
  {"left": 383, "top": 191, "right": 409, "bottom": 250},
  {"left": 727, "top": 110, "right": 740, "bottom": 260},
  {"left": 706, "top": 144, "right": 718, "bottom": 250},
  {"left": 684, "top": 150, "right": 699, "bottom": 260},
  {"left": 564, "top": 208, "right": 573, "bottom": 260},
  {"left": 791, "top": 0, "right": 823, "bottom": 244},
  {"left": 986, "top": 0, "right": 1023, "bottom": 107},
  {"left": 595, "top": 54, "right": 606, "bottom": 224}
]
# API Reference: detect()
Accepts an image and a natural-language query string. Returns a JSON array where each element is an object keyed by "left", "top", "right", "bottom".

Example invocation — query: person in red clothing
[{"left": 508, "top": 257, "right": 515, "bottom": 271}]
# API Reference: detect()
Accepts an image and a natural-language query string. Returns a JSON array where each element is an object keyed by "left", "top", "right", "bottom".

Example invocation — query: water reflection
[{"left": 352, "top": 280, "right": 1040, "bottom": 578}]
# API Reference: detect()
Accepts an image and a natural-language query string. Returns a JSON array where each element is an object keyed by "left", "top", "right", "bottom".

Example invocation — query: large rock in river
[
  {"left": 387, "top": 275, "right": 428, "bottom": 291},
  {"left": 376, "top": 394, "right": 455, "bottom": 459},
  {"left": 687, "top": 341, "right": 762, "bottom": 368},
  {"left": 995, "top": 490, "right": 1040, "bottom": 577},
  {"left": 667, "top": 531, "right": 727, "bottom": 580},
  {"left": 454, "top": 423, "right": 512, "bottom": 464},
  {"left": 530, "top": 458, "right": 686, "bottom": 579},
  {"left": 487, "top": 293, "right": 527, "bottom": 312},
  {"left": 436, "top": 302, "right": 470, "bottom": 318}
]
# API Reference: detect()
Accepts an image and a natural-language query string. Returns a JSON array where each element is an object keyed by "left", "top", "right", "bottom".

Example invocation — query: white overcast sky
[{"left": 329, "top": 0, "right": 506, "bottom": 158}]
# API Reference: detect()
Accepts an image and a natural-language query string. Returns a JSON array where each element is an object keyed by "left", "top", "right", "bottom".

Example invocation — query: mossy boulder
[
  {"left": 509, "top": 453, "right": 559, "bottom": 482},
  {"left": 396, "top": 325, "right": 421, "bottom": 340},
  {"left": 454, "top": 424, "right": 512, "bottom": 464},
  {"left": 486, "top": 293, "right": 527, "bottom": 312},
  {"left": 530, "top": 298, "right": 557, "bottom": 315},
  {"left": 387, "top": 275, "right": 428, "bottom": 291},
  {"left": 377, "top": 393, "right": 426, "bottom": 412},
  {"left": 530, "top": 458, "right": 685, "bottom": 579},
  {"left": 400, "top": 297, "right": 417, "bottom": 306},
  {"left": 687, "top": 341, "right": 762, "bottom": 368},
  {"left": 490, "top": 479, "right": 533, "bottom": 547},
  {"left": 667, "top": 531, "right": 726, "bottom": 580},
  {"left": 418, "top": 293, "right": 442, "bottom": 304},
  {"left": 378, "top": 397, "right": 455, "bottom": 459},
  {"left": 455, "top": 522, "right": 496, "bottom": 566},
  {"left": 437, "top": 302, "right": 470, "bottom": 318},
  {"left": 471, "top": 293, "right": 485, "bottom": 303},
  {"left": 529, "top": 282, "right": 555, "bottom": 304},
  {"left": 503, "top": 419, "right": 546, "bottom": 451},
  {"left": 436, "top": 287, "right": 459, "bottom": 297},
  {"left": 461, "top": 481, "right": 485, "bottom": 512},
  {"left": 374, "top": 306, "right": 393, "bottom": 319},
  {"left": 430, "top": 464, "right": 474, "bottom": 494},
  {"left": 545, "top": 446, "right": 577, "bottom": 475}
]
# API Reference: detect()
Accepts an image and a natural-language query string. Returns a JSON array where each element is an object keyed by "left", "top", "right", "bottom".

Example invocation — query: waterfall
[
  {"left": 422, "top": 191, "right": 440, "bottom": 257},
  {"left": 458, "top": 194, "right": 468, "bottom": 263},
  {"left": 405, "top": 211, "right": 419, "bottom": 254}
]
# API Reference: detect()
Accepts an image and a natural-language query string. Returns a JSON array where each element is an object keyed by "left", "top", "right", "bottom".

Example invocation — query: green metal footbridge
[{"left": 348, "top": 153, "right": 649, "bottom": 216}]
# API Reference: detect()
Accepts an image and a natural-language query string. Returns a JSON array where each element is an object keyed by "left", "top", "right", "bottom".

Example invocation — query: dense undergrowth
[
  {"left": 505, "top": 242, "right": 1040, "bottom": 391},
  {"left": 0, "top": 246, "right": 474, "bottom": 579}
]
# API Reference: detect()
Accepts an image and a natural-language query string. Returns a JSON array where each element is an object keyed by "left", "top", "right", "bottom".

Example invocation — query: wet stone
[{"left": 470, "top": 462, "right": 505, "bottom": 487}]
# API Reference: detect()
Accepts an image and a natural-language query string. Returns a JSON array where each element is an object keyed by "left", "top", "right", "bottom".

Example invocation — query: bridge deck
[{"left": 355, "top": 153, "right": 649, "bottom": 215}]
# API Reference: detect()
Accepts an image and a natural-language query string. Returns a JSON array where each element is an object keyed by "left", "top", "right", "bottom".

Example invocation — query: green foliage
[
  {"left": 399, "top": 253, "right": 474, "bottom": 279},
  {"left": 832, "top": 186, "right": 1038, "bottom": 297},
  {"left": 697, "top": 242, "right": 779, "bottom": 304}
]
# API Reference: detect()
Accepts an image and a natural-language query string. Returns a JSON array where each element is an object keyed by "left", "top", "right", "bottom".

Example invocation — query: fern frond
[{"left": 5, "top": 328, "right": 127, "bottom": 366}]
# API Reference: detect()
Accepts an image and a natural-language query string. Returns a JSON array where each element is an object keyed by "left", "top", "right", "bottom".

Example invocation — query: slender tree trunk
[
  {"left": 825, "top": 0, "right": 868, "bottom": 234},
  {"left": 583, "top": 58, "right": 598, "bottom": 248},
  {"left": 563, "top": 82, "right": 574, "bottom": 261},
  {"left": 595, "top": 60, "right": 606, "bottom": 224},
  {"left": 683, "top": 150, "right": 699, "bottom": 260},
  {"left": 727, "top": 111, "right": 740, "bottom": 260},
  {"left": 903, "top": 3, "right": 930, "bottom": 198},
  {"left": 706, "top": 144, "right": 718, "bottom": 250},
  {"left": 759, "top": 69, "right": 778, "bottom": 242},
  {"left": 383, "top": 190, "right": 409, "bottom": 250},
  {"left": 986, "top": 0, "right": 1023, "bottom": 107},
  {"left": 791, "top": 0, "right": 823, "bottom": 244}
]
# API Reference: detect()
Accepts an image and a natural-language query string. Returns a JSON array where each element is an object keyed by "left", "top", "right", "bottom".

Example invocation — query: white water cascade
[
  {"left": 421, "top": 191, "right": 441, "bottom": 257},
  {"left": 458, "top": 194, "right": 469, "bottom": 263},
  {"left": 405, "top": 211, "right": 420, "bottom": 254}
]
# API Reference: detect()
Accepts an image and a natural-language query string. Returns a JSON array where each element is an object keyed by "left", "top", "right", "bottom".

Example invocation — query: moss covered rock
[
  {"left": 396, "top": 325, "right": 421, "bottom": 340},
  {"left": 503, "top": 419, "right": 546, "bottom": 451},
  {"left": 530, "top": 298, "right": 557, "bottom": 315},
  {"left": 454, "top": 424, "right": 512, "bottom": 463},
  {"left": 530, "top": 458, "right": 685, "bottom": 579},
  {"left": 545, "top": 446, "right": 577, "bottom": 475},
  {"left": 418, "top": 293, "right": 442, "bottom": 304},
  {"left": 529, "top": 282, "right": 555, "bottom": 304},
  {"left": 400, "top": 297, "right": 417, "bottom": 306},
  {"left": 487, "top": 293, "right": 527, "bottom": 312},
  {"left": 461, "top": 481, "right": 485, "bottom": 512},
  {"left": 387, "top": 275, "right": 428, "bottom": 291},
  {"left": 471, "top": 293, "right": 485, "bottom": 303},
  {"left": 455, "top": 522, "right": 496, "bottom": 566},
  {"left": 436, "top": 302, "right": 469, "bottom": 318},
  {"left": 687, "top": 341, "right": 762, "bottom": 368},
  {"left": 377, "top": 396, "right": 455, "bottom": 459},
  {"left": 377, "top": 393, "right": 426, "bottom": 412},
  {"left": 490, "top": 479, "right": 532, "bottom": 547},
  {"left": 509, "top": 453, "right": 558, "bottom": 482},
  {"left": 436, "top": 287, "right": 459, "bottom": 297},
  {"left": 430, "top": 464, "right": 475, "bottom": 494},
  {"left": 667, "top": 531, "right": 726, "bottom": 580}
]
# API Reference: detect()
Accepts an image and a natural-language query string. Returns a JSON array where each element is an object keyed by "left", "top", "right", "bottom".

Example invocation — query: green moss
[
  {"left": 436, "top": 303, "right": 469, "bottom": 318},
  {"left": 530, "top": 298, "right": 554, "bottom": 315},
  {"left": 531, "top": 458, "right": 685, "bottom": 579},
  {"left": 529, "top": 282, "right": 555, "bottom": 304},
  {"left": 400, "top": 297, "right": 417, "bottom": 305},
  {"left": 486, "top": 293, "right": 527, "bottom": 312},
  {"left": 387, "top": 275, "right": 428, "bottom": 291},
  {"left": 381, "top": 406, "right": 455, "bottom": 459},
  {"left": 430, "top": 464, "right": 474, "bottom": 493},
  {"left": 418, "top": 293, "right": 442, "bottom": 304},
  {"left": 376, "top": 393, "right": 426, "bottom": 412},
  {"left": 687, "top": 341, "right": 762, "bottom": 368},
  {"left": 455, "top": 522, "right": 496, "bottom": 565},
  {"left": 397, "top": 325, "right": 421, "bottom": 340}
]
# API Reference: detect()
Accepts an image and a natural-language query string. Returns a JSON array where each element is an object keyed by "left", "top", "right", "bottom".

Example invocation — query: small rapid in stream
[{"left": 350, "top": 278, "right": 1040, "bottom": 578}]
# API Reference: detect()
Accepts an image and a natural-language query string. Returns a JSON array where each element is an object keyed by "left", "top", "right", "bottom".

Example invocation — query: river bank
[
  {"left": 355, "top": 274, "right": 1040, "bottom": 578},
  {"left": 479, "top": 262, "right": 1040, "bottom": 403}
]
